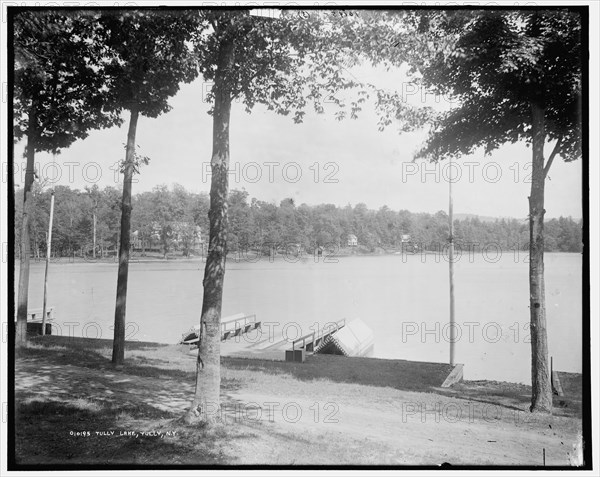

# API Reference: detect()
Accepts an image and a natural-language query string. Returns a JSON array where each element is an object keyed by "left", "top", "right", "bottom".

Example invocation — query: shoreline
[
  {"left": 19, "top": 334, "right": 583, "bottom": 389},
  {"left": 14, "top": 249, "right": 582, "bottom": 265}
]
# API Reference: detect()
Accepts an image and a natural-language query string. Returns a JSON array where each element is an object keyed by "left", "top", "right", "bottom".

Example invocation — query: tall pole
[
  {"left": 93, "top": 211, "right": 97, "bottom": 259},
  {"left": 41, "top": 192, "right": 55, "bottom": 336},
  {"left": 449, "top": 156, "right": 456, "bottom": 366}
]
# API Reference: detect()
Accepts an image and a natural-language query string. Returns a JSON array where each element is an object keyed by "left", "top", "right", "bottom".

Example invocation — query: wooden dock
[
  {"left": 285, "top": 319, "right": 346, "bottom": 362},
  {"left": 14, "top": 307, "right": 55, "bottom": 335},
  {"left": 221, "top": 314, "right": 261, "bottom": 341},
  {"left": 180, "top": 313, "right": 261, "bottom": 348},
  {"left": 315, "top": 318, "right": 375, "bottom": 358}
]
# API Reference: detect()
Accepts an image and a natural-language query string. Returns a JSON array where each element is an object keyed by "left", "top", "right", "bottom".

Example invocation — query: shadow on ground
[
  {"left": 222, "top": 353, "right": 453, "bottom": 393},
  {"left": 14, "top": 399, "right": 221, "bottom": 466},
  {"left": 223, "top": 354, "right": 583, "bottom": 417},
  {"left": 433, "top": 376, "right": 583, "bottom": 419},
  {"left": 14, "top": 338, "right": 243, "bottom": 467}
]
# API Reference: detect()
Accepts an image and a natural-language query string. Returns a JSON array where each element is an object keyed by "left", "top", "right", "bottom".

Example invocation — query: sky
[{"left": 8, "top": 50, "right": 584, "bottom": 221}]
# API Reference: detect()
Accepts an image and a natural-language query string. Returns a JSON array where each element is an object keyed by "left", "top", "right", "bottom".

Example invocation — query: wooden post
[
  {"left": 93, "top": 211, "right": 97, "bottom": 259},
  {"left": 41, "top": 192, "right": 55, "bottom": 336},
  {"left": 449, "top": 156, "right": 456, "bottom": 366},
  {"left": 543, "top": 448, "right": 546, "bottom": 466}
]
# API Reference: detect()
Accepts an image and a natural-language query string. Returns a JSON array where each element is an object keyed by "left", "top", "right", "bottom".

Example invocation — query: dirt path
[
  {"left": 220, "top": 368, "right": 583, "bottom": 466},
  {"left": 226, "top": 390, "right": 581, "bottom": 465},
  {"left": 15, "top": 344, "right": 584, "bottom": 466}
]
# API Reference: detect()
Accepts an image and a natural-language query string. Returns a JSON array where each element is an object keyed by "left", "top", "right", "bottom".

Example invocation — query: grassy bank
[{"left": 13, "top": 336, "right": 584, "bottom": 467}]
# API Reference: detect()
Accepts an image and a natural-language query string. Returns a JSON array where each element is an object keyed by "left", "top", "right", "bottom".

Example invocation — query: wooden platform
[
  {"left": 180, "top": 313, "right": 261, "bottom": 347},
  {"left": 285, "top": 319, "right": 346, "bottom": 362},
  {"left": 315, "top": 319, "right": 374, "bottom": 358},
  {"left": 221, "top": 314, "right": 261, "bottom": 341},
  {"left": 15, "top": 307, "right": 55, "bottom": 335}
]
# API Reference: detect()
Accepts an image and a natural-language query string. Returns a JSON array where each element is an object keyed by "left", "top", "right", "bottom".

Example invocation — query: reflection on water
[{"left": 15, "top": 252, "right": 582, "bottom": 384}]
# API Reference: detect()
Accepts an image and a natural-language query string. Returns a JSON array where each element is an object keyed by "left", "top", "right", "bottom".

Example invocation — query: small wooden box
[
  {"left": 285, "top": 349, "right": 305, "bottom": 363},
  {"left": 26, "top": 322, "right": 52, "bottom": 335}
]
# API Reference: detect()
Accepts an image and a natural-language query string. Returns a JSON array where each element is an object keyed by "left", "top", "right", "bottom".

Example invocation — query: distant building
[
  {"left": 401, "top": 234, "right": 418, "bottom": 254},
  {"left": 348, "top": 234, "right": 358, "bottom": 247},
  {"left": 131, "top": 223, "right": 203, "bottom": 253},
  {"left": 172, "top": 222, "right": 203, "bottom": 250},
  {"left": 131, "top": 230, "right": 142, "bottom": 250},
  {"left": 287, "top": 243, "right": 303, "bottom": 255}
]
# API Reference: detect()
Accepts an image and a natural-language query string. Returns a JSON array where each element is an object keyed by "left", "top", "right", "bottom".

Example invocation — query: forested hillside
[{"left": 14, "top": 183, "right": 583, "bottom": 258}]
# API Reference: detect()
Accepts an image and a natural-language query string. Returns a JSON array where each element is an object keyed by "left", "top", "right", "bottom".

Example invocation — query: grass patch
[
  {"left": 15, "top": 398, "right": 210, "bottom": 465},
  {"left": 222, "top": 354, "right": 454, "bottom": 393},
  {"left": 14, "top": 335, "right": 584, "bottom": 466},
  {"left": 27, "top": 334, "right": 167, "bottom": 352}
]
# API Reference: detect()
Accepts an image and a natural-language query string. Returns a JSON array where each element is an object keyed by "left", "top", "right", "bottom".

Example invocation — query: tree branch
[
  {"left": 543, "top": 134, "right": 563, "bottom": 178},
  {"left": 208, "top": 12, "right": 219, "bottom": 37}
]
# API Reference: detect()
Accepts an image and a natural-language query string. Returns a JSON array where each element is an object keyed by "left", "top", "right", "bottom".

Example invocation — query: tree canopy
[
  {"left": 413, "top": 9, "right": 582, "bottom": 162},
  {"left": 14, "top": 10, "right": 122, "bottom": 152},
  {"left": 15, "top": 182, "right": 583, "bottom": 260},
  {"left": 406, "top": 8, "right": 584, "bottom": 413},
  {"left": 99, "top": 10, "right": 204, "bottom": 117}
]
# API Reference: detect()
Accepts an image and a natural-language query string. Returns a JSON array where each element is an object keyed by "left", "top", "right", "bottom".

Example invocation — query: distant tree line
[{"left": 14, "top": 183, "right": 582, "bottom": 259}]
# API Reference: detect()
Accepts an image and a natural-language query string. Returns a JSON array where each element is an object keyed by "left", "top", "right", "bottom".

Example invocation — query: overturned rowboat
[{"left": 180, "top": 313, "right": 261, "bottom": 346}]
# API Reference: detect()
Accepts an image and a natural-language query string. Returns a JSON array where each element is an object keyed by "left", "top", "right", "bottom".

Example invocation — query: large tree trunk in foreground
[
  {"left": 528, "top": 102, "right": 552, "bottom": 413},
  {"left": 16, "top": 109, "right": 37, "bottom": 348},
  {"left": 186, "top": 35, "right": 235, "bottom": 424},
  {"left": 112, "top": 106, "right": 139, "bottom": 365}
]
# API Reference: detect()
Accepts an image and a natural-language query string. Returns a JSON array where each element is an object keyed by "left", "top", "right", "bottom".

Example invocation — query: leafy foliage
[
  {"left": 412, "top": 10, "right": 583, "bottom": 162},
  {"left": 193, "top": 10, "right": 431, "bottom": 132},
  {"left": 15, "top": 184, "right": 583, "bottom": 258},
  {"left": 117, "top": 143, "right": 150, "bottom": 175},
  {"left": 13, "top": 11, "right": 122, "bottom": 153},
  {"left": 98, "top": 10, "right": 205, "bottom": 116}
]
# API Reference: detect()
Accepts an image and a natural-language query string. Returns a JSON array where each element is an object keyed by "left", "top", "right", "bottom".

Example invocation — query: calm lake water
[{"left": 15, "top": 252, "right": 582, "bottom": 384}]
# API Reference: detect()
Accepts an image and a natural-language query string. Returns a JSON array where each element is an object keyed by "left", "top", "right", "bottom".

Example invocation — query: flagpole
[
  {"left": 41, "top": 191, "right": 55, "bottom": 336},
  {"left": 449, "top": 156, "right": 456, "bottom": 366}
]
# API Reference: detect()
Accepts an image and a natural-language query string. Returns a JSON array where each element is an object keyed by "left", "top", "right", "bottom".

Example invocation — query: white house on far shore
[{"left": 348, "top": 234, "right": 358, "bottom": 247}]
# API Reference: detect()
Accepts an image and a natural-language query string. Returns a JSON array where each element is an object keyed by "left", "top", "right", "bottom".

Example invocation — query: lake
[{"left": 15, "top": 252, "right": 583, "bottom": 384}]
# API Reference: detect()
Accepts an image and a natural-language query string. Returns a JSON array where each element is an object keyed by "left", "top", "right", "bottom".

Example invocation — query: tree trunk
[
  {"left": 186, "top": 34, "right": 235, "bottom": 424},
  {"left": 112, "top": 106, "right": 139, "bottom": 365},
  {"left": 16, "top": 108, "right": 36, "bottom": 348},
  {"left": 528, "top": 102, "right": 552, "bottom": 413},
  {"left": 448, "top": 156, "right": 456, "bottom": 366}
]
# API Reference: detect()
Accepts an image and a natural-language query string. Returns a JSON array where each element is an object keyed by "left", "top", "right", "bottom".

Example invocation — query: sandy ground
[
  {"left": 14, "top": 345, "right": 584, "bottom": 467},
  {"left": 217, "top": 362, "right": 584, "bottom": 466},
  {"left": 222, "top": 388, "right": 582, "bottom": 465}
]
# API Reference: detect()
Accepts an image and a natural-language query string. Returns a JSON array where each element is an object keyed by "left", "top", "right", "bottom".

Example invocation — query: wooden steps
[
  {"left": 285, "top": 319, "right": 346, "bottom": 362},
  {"left": 313, "top": 319, "right": 374, "bottom": 358}
]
